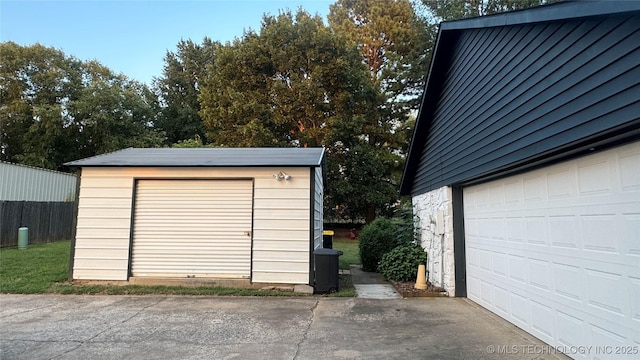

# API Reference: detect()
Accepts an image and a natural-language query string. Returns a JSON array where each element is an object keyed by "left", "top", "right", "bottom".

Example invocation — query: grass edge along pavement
[
  {"left": 1, "top": 240, "right": 355, "bottom": 297},
  {"left": 333, "top": 238, "right": 359, "bottom": 270}
]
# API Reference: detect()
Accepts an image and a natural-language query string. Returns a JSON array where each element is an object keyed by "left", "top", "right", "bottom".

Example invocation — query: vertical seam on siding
[
  {"left": 452, "top": 186, "right": 467, "bottom": 297},
  {"left": 309, "top": 167, "right": 315, "bottom": 286},
  {"left": 68, "top": 169, "right": 82, "bottom": 280},
  {"left": 126, "top": 178, "right": 138, "bottom": 280},
  {"left": 250, "top": 178, "right": 255, "bottom": 283}
]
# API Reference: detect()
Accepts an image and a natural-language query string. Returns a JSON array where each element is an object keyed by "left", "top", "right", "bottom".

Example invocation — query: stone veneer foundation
[{"left": 412, "top": 186, "right": 455, "bottom": 296}]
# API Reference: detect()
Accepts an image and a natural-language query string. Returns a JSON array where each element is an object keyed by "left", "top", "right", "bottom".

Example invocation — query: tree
[
  {"left": 153, "top": 38, "right": 217, "bottom": 145},
  {"left": 326, "top": 142, "right": 402, "bottom": 222},
  {"left": 422, "top": 0, "right": 552, "bottom": 21},
  {"left": 1, "top": 42, "right": 84, "bottom": 168},
  {"left": 68, "top": 67, "right": 164, "bottom": 159},
  {"left": 199, "top": 9, "right": 382, "bottom": 221},
  {"left": 200, "top": 9, "right": 376, "bottom": 149},
  {"left": 327, "top": 0, "right": 432, "bottom": 222},
  {"left": 329, "top": 0, "right": 433, "bottom": 108},
  {"left": 0, "top": 42, "right": 163, "bottom": 170}
]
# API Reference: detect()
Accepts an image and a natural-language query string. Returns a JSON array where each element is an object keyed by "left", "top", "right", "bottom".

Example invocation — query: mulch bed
[{"left": 390, "top": 280, "right": 448, "bottom": 297}]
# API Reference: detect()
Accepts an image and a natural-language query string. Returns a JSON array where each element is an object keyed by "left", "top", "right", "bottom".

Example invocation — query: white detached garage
[{"left": 65, "top": 147, "right": 325, "bottom": 287}]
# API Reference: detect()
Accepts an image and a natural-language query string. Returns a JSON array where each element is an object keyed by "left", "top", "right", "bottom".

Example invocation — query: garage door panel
[
  {"left": 492, "top": 252, "right": 508, "bottom": 277},
  {"left": 557, "top": 311, "right": 587, "bottom": 347},
  {"left": 508, "top": 254, "right": 528, "bottom": 284},
  {"left": 553, "top": 262, "right": 584, "bottom": 302},
  {"left": 471, "top": 234, "right": 634, "bottom": 273},
  {"left": 493, "top": 285, "right": 510, "bottom": 315},
  {"left": 631, "top": 277, "right": 640, "bottom": 323},
  {"left": 473, "top": 246, "right": 633, "bottom": 305},
  {"left": 131, "top": 180, "right": 253, "bottom": 278},
  {"left": 623, "top": 214, "right": 640, "bottom": 255},
  {"left": 528, "top": 259, "right": 552, "bottom": 291},
  {"left": 474, "top": 266, "right": 635, "bottom": 347},
  {"left": 585, "top": 269, "right": 625, "bottom": 316},
  {"left": 509, "top": 292, "right": 530, "bottom": 327},
  {"left": 464, "top": 142, "right": 640, "bottom": 355},
  {"left": 531, "top": 300, "right": 555, "bottom": 342}
]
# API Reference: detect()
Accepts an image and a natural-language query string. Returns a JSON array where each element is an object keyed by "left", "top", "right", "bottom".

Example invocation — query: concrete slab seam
[
  {"left": 291, "top": 299, "right": 319, "bottom": 360},
  {"left": 0, "top": 305, "right": 55, "bottom": 320},
  {"left": 49, "top": 297, "right": 166, "bottom": 359}
]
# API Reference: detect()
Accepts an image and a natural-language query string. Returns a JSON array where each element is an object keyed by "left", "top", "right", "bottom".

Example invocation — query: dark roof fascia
[
  {"left": 453, "top": 124, "right": 640, "bottom": 188},
  {"left": 440, "top": 1, "right": 640, "bottom": 31},
  {"left": 64, "top": 147, "right": 326, "bottom": 168},
  {"left": 400, "top": 23, "right": 455, "bottom": 195},
  {"left": 399, "top": 0, "right": 640, "bottom": 196},
  {"left": 69, "top": 164, "right": 323, "bottom": 168}
]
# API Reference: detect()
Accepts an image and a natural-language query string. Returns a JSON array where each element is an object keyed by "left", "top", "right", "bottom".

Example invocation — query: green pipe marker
[{"left": 18, "top": 227, "right": 28, "bottom": 250}]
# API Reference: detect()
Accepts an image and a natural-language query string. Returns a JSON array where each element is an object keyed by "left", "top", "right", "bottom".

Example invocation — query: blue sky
[{"left": 1, "top": 0, "right": 333, "bottom": 85}]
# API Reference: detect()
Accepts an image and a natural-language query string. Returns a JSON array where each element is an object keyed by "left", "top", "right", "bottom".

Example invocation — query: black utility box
[
  {"left": 314, "top": 248, "right": 343, "bottom": 294},
  {"left": 322, "top": 230, "right": 334, "bottom": 249}
]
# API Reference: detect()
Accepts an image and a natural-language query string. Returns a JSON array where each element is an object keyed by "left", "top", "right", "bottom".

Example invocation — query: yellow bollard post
[{"left": 415, "top": 264, "right": 427, "bottom": 290}]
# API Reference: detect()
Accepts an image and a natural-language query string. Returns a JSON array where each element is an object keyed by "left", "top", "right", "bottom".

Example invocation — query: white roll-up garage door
[
  {"left": 463, "top": 142, "right": 639, "bottom": 357},
  {"left": 131, "top": 179, "right": 253, "bottom": 278}
]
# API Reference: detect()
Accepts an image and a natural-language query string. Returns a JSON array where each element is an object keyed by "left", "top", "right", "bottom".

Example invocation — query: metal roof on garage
[{"left": 65, "top": 147, "right": 325, "bottom": 167}]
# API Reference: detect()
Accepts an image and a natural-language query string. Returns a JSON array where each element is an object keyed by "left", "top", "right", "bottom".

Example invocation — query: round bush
[
  {"left": 378, "top": 245, "right": 428, "bottom": 282},
  {"left": 358, "top": 218, "right": 399, "bottom": 272}
]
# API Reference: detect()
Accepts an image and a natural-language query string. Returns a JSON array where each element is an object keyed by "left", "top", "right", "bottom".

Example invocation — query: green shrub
[
  {"left": 378, "top": 245, "right": 428, "bottom": 282},
  {"left": 358, "top": 218, "right": 400, "bottom": 272},
  {"left": 392, "top": 201, "right": 420, "bottom": 246}
]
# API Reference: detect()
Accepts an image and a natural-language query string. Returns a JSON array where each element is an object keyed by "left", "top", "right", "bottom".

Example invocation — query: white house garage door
[
  {"left": 131, "top": 179, "right": 253, "bottom": 278},
  {"left": 463, "top": 142, "right": 639, "bottom": 357}
]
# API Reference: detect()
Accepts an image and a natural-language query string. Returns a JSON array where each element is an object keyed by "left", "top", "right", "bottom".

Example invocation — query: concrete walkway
[{"left": 349, "top": 265, "right": 402, "bottom": 299}]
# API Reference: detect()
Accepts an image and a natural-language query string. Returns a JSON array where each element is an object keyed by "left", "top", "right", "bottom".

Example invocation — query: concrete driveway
[{"left": 0, "top": 295, "right": 568, "bottom": 360}]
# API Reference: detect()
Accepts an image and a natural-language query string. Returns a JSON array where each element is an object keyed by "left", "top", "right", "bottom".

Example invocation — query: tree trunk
[{"left": 365, "top": 204, "right": 376, "bottom": 224}]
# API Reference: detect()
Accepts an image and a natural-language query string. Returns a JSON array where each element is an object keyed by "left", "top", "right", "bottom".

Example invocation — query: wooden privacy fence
[{"left": 0, "top": 201, "right": 76, "bottom": 247}]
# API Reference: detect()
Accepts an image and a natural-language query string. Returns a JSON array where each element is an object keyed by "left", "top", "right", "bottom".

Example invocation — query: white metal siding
[
  {"left": 73, "top": 169, "right": 133, "bottom": 280},
  {"left": 131, "top": 180, "right": 253, "bottom": 278},
  {"left": 0, "top": 161, "right": 77, "bottom": 201},
  {"left": 464, "top": 142, "right": 640, "bottom": 359},
  {"left": 73, "top": 167, "right": 312, "bottom": 283},
  {"left": 251, "top": 168, "right": 311, "bottom": 284}
]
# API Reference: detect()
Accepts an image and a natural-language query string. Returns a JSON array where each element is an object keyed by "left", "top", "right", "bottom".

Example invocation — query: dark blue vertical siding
[{"left": 409, "top": 13, "right": 640, "bottom": 195}]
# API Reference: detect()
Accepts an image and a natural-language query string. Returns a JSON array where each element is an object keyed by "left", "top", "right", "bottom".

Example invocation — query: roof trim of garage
[
  {"left": 64, "top": 147, "right": 326, "bottom": 168},
  {"left": 439, "top": 1, "right": 640, "bottom": 31}
]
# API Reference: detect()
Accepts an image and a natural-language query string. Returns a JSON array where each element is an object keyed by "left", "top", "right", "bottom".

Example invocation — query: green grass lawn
[
  {"left": 1, "top": 240, "right": 355, "bottom": 297},
  {"left": 333, "top": 238, "right": 360, "bottom": 270},
  {"left": 0, "top": 241, "right": 70, "bottom": 293}
]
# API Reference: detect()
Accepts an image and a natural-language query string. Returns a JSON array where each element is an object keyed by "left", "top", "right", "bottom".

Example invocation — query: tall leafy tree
[
  {"left": 329, "top": 0, "right": 433, "bottom": 108},
  {"left": 200, "top": 9, "right": 376, "bottom": 148},
  {"left": 1, "top": 42, "right": 83, "bottom": 168},
  {"left": 199, "top": 10, "right": 381, "bottom": 221},
  {"left": 0, "top": 42, "right": 162, "bottom": 170},
  {"left": 154, "top": 38, "right": 217, "bottom": 145},
  {"left": 68, "top": 65, "right": 164, "bottom": 159},
  {"left": 327, "top": 0, "right": 432, "bottom": 222}
]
